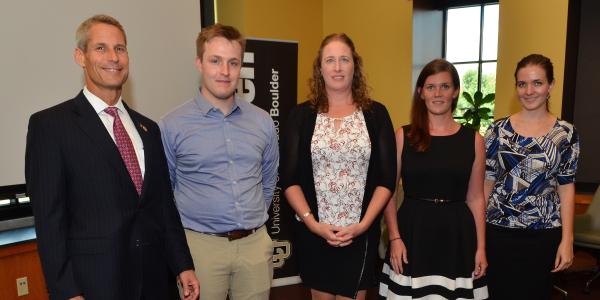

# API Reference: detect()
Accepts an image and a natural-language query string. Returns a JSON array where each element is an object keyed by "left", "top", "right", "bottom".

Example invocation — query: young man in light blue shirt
[{"left": 159, "top": 24, "right": 278, "bottom": 300}]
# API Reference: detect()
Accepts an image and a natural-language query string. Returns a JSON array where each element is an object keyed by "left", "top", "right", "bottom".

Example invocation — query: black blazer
[{"left": 25, "top": 91, "right": 194, "bottom": 300}]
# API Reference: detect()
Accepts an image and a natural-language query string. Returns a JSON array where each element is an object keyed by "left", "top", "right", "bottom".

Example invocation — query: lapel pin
[{"left": 140, "top": 123, "right": 148, "bottom": 132}]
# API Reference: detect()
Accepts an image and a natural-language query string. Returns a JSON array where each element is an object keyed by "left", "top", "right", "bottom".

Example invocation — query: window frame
[{"left": 443, "top": 2, "right": 499, "bottom": 93}]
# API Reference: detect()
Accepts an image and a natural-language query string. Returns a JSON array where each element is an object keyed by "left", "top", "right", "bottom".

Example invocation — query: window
[{"left": 445, "top": 3, "right": 499, "bottom": 133}]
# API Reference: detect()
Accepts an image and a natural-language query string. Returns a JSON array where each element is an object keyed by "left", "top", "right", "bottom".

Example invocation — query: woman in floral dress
[{"left": 280, "top": 33, "right": 396, "bottom": 300}]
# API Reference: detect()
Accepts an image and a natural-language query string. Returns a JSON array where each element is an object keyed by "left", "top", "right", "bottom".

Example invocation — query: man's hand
[
  {"left": 178, "top": 270, "right": 200, "bottom": 300},
  {"left": 69, "top": 296, "right": 84, "bottom": 300}
]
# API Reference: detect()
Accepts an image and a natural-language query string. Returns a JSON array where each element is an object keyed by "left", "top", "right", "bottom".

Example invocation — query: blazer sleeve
[
  {"left": 371, "top": 102, "right": 397, "bottom": 192},
  {"left": 279, "top": 103, "right": 305, "bottom": 190},
  {"left": 26, "top": 112, "right": 82, "bottom": 299}
]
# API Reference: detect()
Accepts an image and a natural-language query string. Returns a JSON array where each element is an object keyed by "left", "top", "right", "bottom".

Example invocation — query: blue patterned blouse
[{"left": 484, "top": 117, "right": 580, "bottom": 229}]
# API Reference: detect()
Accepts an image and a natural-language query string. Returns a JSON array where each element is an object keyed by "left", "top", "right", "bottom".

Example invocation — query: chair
[
  {"left": 574, "top": 186, "right": 600, "bottom": 294},
  {"left": 553, "top": 284, "right": 568, "bottom": 300}
]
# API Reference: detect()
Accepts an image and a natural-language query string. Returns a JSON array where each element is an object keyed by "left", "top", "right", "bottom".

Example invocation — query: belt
[
  {"left": 203, "top": 226, "right": 261, "bottom": 241},
  {"left": 407, "top": 195, "right": 458, "bottom": 204}
]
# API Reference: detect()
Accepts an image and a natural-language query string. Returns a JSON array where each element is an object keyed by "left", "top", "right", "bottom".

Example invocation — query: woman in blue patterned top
[{"left": 484, "top": 54, "right": 580, "bottom": 300}]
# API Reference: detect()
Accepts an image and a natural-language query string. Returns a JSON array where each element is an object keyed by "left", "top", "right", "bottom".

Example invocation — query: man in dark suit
[{"left": 25, "top": 15, "right": 199, "bottom": 300}]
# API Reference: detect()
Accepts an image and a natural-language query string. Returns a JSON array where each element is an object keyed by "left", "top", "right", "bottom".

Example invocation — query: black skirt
[
  {"left": 486, "top": 224, "right": 561, "bottom": 300},
  {"left": 293, "top": 218, "right": 381, "bottom": 299},
  {"left": 379, "top": 198, "right": 488, "bottom": 299}
]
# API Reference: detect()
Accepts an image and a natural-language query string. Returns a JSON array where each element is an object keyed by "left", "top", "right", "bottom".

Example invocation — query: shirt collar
[
  {"left": 83, "top": 86, "right": 127, "bottom": 115},
  {"left": 194, "top": 89, "right": 242, "bottom": 117}
]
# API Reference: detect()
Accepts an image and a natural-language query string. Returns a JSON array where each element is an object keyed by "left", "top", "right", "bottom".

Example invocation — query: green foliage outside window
[{"left": 454, "top": 69, "right": 496, "bottom": 134}]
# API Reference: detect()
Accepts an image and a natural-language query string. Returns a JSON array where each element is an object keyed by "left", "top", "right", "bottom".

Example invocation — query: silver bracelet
[{"left": 294, "top": 211, "right": 312, "bottom": 222}]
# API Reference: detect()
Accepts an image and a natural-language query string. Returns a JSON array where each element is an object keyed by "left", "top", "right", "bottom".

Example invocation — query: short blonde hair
[
  {"left": 196, "top": 23, "right": 245, "bottom": 60},
  {"left": 76, "top": 15, "right": 126, "bottom": 51}
]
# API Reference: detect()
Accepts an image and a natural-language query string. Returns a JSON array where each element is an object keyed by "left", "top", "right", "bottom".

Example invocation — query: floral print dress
[{"left": 311, "top": 111, "right": 371, "bottom": 226}]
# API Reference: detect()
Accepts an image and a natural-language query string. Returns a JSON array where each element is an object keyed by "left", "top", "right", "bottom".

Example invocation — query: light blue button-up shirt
[{"left": 159, "top": 92, "right": 279, "bottom": 233}]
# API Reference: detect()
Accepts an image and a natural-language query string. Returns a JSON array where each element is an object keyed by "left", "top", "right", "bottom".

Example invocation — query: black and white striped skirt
[{"left": 379, "top": 198, "right": 488, "bottom": 299}]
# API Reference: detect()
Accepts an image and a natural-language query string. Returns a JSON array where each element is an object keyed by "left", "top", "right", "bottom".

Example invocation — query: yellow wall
[
  {"left": 216, "top": 0, "right": 412, "bottom": 128},
  {"left": 216, "top": 0, "right": 246, "bottom": 31},
  {"left": 216, "top": 0, "right": 570, "bottom": 125},
  {"left": 323, "top": 0, "right": 413, "bottom": 127},
  {"left": 495, "top": 0, "right": 569, "bottom": 119},
  {"left": 216, "top": 0, "right": 322, "bottom": 104}
]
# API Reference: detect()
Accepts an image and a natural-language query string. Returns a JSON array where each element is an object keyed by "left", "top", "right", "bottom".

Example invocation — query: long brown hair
[
  {"left": 308, "top": 33, "right": 371, "bottom": 113},
  {"left": 408, "top": 59, "right": 460, "bottom": 152}
]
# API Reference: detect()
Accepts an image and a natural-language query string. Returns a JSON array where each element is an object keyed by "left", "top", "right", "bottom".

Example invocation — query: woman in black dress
[
  {"left": 280, "top": 33, "right": 396, "bottom": 300},
  {"left": 379, "top": 59, "right": 488, "bottom": 299}
]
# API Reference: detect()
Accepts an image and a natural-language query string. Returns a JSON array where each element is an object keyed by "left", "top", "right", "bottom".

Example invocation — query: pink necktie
[{"left": 105, "top": 107, "right": 143, "bottom": 195}]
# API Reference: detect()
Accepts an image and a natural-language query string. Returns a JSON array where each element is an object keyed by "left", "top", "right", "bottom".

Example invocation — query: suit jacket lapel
[{"left": 71, "top": 91, "right": 139, "bottom": 199}]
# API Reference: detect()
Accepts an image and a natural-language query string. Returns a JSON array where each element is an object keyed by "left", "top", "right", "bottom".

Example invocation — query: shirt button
[
  {"left": 226, "top": 138, "right": 231, "bottom": 142},
  {"left": 233, "top": 181, "right": 237, "bottom": 185},
  {"left": 229, "top": 160, "right": 234, "bottom": 164}
]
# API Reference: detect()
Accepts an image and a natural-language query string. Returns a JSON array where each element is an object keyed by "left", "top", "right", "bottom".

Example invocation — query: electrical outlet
[{"left": 16, "top": 277, "right": 29, "bottom": 296}]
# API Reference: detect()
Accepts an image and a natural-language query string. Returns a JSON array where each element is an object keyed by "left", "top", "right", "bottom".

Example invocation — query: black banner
[{"left": 236, "top": 39, "right": 299, "bottom": 286}]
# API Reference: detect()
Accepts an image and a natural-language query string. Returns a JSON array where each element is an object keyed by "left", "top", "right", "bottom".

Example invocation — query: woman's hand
[
  {"left": 306, "top": 220, "right": 342, "bottom": 246},
  {"left": 473, "top": 248, "right": 488, "bottom": 279},
  {"left": 552, "top": 240, "right": 574, "bottom": 272},
  {"left": 388, "top": 238, "right": 408, "bottom": 274},
  {"left": 335, "top": 222, "right": 367, "bottom": 247}
]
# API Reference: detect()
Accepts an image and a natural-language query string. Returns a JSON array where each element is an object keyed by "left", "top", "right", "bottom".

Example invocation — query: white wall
[{"left": 0, "top": 0, "right": 201, "bottom": 185}]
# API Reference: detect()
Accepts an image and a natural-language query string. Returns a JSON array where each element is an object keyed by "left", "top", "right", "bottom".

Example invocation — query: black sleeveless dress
[{"left": 379, "top": 125, "right": 488, "bottom": 299}]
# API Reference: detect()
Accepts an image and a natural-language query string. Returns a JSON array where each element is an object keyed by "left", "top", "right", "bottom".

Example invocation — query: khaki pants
[{"left": 185, "top": 226, "right": 273, "bottom": 300}]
